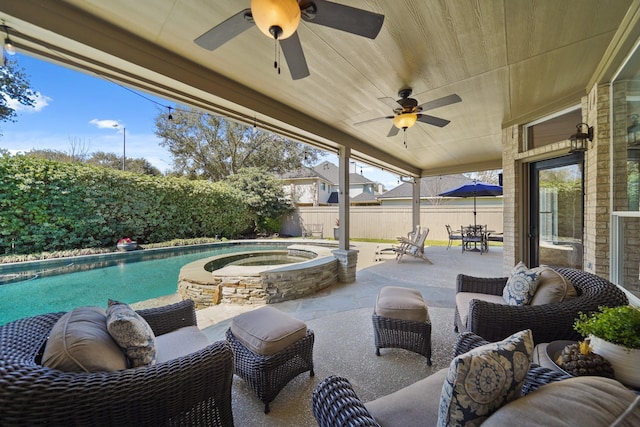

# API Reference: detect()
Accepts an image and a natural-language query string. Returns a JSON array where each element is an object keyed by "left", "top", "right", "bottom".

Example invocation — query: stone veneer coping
[{"left": 178, "top": 245, "right": 341, "bottom": 308}]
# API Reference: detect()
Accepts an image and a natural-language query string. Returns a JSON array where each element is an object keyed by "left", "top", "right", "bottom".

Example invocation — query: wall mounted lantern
[
  {"left": 628, "top": 114, "right": 640, "bottom": 146},
  {"left": 568, "top": 122, "right": 593, "bottom": 153}
]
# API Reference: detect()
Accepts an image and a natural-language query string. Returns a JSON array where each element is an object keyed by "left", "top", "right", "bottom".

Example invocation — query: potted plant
[
  {"left": 574, "top": 305, "right": 640, "bottom": 388},
  {"left": 116, "top": 237, "right": 138, "bottom": 251},
  {"left": 333, "top": 218, "right": 340, "bottom": 240}
]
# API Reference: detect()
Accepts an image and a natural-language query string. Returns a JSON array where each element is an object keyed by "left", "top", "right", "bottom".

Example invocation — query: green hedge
[{"left": 0, "top": 156, "right": 253, "bottom": 254}]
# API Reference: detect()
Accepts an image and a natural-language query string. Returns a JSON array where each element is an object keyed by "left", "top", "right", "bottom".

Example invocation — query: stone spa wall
[{"left": 178, "top": 245, "right": 339, "bottom": 308}]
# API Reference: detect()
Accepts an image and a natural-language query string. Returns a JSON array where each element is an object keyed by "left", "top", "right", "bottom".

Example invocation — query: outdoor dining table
[{"left": 462, "top": 226, "right": 494, "bottom": 253}]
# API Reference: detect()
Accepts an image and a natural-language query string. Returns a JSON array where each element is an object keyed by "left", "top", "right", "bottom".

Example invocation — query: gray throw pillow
[
  {"left": 42, "top": 306, "right": 128, "bottom": 372},
  {"left": 106, "top": 299, "right": 157, "bottom": 367}
]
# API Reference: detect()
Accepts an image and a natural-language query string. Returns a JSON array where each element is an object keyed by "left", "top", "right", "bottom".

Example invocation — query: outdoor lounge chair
[
  {"left": 0, "top": 300, "right": 234, "bottom": 427},
  {"left": 454, "top": 267, "right": 629, "bottom": 344},
  {"left": 395, "top": 227, "right": 432, "bottom": 263}
]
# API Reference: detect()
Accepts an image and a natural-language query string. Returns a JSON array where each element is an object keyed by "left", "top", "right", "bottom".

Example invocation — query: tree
[
  {"left": 0, "top": 58, "right": 37, "bottom": 131},
  {"left": 464, "top": 169, "right": 502, "bottom": 185},
  {"left": 86, "top": 151, "right": 162, "bottom": 175},
  {"left": 154, "top": 107, "right": 324, "bottom": 181},
  {"left": 25, "top": 149, "right": 162, "bottom": 176},
  {"left": 225, "top": 167, "right": 294, "bottom": 234}
]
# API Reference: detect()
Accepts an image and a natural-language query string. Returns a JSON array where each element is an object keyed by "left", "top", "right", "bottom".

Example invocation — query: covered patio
[
  {"left": 196, "top": 242, "right": 504, "bottom": 426},
  {"left": 2, "top": 1, "right": 640, "bottom": 424},
  {"left": 2, "top": 1, "right": 639, "bottom": 285}
]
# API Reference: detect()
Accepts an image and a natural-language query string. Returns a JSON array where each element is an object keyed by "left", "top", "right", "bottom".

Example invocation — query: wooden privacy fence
[{"left": 281, "top": 206, "right": 503, "bottom": 241}]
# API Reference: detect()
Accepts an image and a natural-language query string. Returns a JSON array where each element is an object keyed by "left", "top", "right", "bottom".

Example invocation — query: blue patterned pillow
[
  {"left": 502, "top": 261, "right": 541, "bottom": 305},
  {"left": 106, "top": 299, "right": 157, "bottom": 367},
  {"left": 437, "top": 329, "right": 533, "bottom": 427}
]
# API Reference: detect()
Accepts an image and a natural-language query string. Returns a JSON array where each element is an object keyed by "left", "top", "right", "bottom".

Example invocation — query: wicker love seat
[
  {"left": 454, "top": 267, "right": 629, "bottom": 344},
  {"left": 0, "top": 299, "right": 234, "bottom": 427},
  {"left": 312, "top": 332, "right": 640, "bottom": 426}
]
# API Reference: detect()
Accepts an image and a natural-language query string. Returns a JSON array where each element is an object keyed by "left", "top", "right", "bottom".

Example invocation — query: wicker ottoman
[
  {"left": 372, "top": 286, "right": 432, "bottom": 365},
  {"left": 226, "top": 306, "right": 315, "bottom": 414}
]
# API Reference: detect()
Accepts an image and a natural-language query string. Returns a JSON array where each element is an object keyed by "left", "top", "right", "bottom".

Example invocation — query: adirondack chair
[{"left": 395, "top": 227, "right": 432, "bottom": 263}]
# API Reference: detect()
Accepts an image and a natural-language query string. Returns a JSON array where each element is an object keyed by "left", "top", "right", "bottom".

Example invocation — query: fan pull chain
[
  {"left": 403, "top": 129, "right": 408, "bottom": 148},
  {"left": 273, "top": 39, "right": 281, "bottom": 75}
]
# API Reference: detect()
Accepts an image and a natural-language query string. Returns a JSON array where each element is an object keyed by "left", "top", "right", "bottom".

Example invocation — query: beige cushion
[
  {"left": 42, "top": 306, "right": 127, "bottom": 372},
  {"left": 484, "top": 377, "right": 640, "bottom": 427},
  {"left": 230, "top": 306, "right": 307, "bottom": 356},
  {"left": 455, "top": 292, "right": 506, "bottom": 326},
  {"left": 155, "top": 326, "right": 211, "bottom": 363},
  {"left": 375, "top": 286, "right": 428, "bottom": 322},
  {"left": 530, "top": 266, "right": 577, "bottom": 305},
  {"left": 366, "top": 368, "right": 448, "bottom": 426},
  {"left": 106, "top": 300, "right": 157, "bottom": 367}
]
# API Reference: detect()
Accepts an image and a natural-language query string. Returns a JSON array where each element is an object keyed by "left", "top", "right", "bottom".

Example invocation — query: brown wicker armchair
[
  {"left": 311, "top": 332, "right": 573, "bottom": 427},
  {"left": 0, "top": 300, "right": 234, "bottom": 427},
  {"left": 454, "top": 267, "right": 629, "bottom": 344}
]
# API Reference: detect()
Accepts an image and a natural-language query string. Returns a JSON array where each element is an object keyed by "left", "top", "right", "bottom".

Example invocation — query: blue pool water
[{"left": 0, "top": 242, "right": 291, "bottom": 325}]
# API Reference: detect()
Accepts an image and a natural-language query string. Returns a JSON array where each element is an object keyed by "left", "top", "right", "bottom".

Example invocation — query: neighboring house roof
[
  {"left": 378, "top": 175, "right": 471, "bottom": 199},
  {"left": 312, "top": 161, "right": 375, "bottom": 185},
  {"left": 351, "top": 192, "right": 380, "bottom": 204},
  {"left": 327, "top": 191, "right": 339, "bottom": 204},
  {"left": 278, "top": 166, "right": 321, "bottom": 180}
]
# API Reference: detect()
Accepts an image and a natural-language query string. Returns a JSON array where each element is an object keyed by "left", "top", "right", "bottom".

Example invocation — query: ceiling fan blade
[
  {"left": 353, "top": 116, "right": 394, "bottom": 126},
  {"left": 279, "top": 32, "right": 310, "bottom": 80},
  {"left": 378, "top": 97, "right": 402, "bottom": 110},
  {"left": 301, "top": 0, "right": 384, "bottom": 39},
  {"left": 387, "top": 126, "right": 400, "bottom": 137},
  {"left": 195, "top": 9, "right": 253, "bottom": 50},
  {"left": 417, "top": 114, "right": 451, "bottom": 128},
  {"left": 418, "top": 94, "right": 462, "bottom": 112}
]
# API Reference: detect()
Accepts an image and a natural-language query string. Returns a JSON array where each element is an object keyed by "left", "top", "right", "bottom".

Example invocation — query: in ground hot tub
[{"left": 178, "top": 245, "right": 339, "bottom": 308}]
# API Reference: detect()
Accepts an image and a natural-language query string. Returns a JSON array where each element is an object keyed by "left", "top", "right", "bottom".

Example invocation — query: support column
[
  {"left": 412, "top": 177, "right": 421, "bottom": 229},
  {"left": 338, "top": 146, "right": 350, "bottom": 251},
  {"left": 334, "top": 146, "right": 358, "bottom": 282}
]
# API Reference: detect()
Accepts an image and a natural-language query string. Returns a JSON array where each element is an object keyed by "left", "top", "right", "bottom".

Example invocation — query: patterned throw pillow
[
  {"left": 502, "top": 261, "right": 541, "bottom": 305},
  {"left": 437, "top": 329, "right": 534, "bottom": 427},
  {"left": 106, "top": 299, "right": 157, "bottom": 367}
]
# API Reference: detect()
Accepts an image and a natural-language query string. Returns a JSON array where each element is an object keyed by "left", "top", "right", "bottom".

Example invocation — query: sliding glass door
[{"left": 529, "top": 154, "right": 584, "bottom": 268}]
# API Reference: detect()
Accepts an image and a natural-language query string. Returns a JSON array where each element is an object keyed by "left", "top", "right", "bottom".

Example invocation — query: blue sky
[{"left": 1, "top": 53, "right": 399, "bottom": 187}]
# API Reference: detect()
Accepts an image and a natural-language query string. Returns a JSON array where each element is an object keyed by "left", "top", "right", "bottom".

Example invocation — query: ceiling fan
[
  {"left": 354, "top": 88, "right": 462, "bottom": 137},
  {"left": 194, "top": 0, "right": 385, "bottom": 80}
]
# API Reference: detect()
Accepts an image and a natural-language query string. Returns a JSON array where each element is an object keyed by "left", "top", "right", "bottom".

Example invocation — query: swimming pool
[{"left": 0, "top": 241, "right": 301, "bottom": 325}]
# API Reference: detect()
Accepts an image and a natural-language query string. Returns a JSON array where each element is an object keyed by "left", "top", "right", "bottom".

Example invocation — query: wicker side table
[
  {"left": 372, "top": 286, "right": 432, "bottom": 365},
  {"left": 226, "top": 306, "right": 315, "bottom": 414}
]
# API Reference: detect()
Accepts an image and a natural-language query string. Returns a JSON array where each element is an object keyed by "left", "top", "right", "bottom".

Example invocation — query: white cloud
[
  {"left": 89, "top": 118, "right": 121, "bottom": 130},
  {"left": 5, "top": 91, "right": 51, "bottom": 113}
]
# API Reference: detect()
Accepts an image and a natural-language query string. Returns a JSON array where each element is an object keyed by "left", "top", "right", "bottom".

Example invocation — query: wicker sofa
[
  {"left": 454, "top": 267, "right": 629, "bottom": 344},
  {"left": 0, "top": 299, "right": 234, "bottom": 427},
  {"left": 312, "top": 332, "right": 640, "bottom": 426}
]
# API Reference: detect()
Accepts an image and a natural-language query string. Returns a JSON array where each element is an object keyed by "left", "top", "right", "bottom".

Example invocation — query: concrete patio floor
[{"left": 195, "top": 241, "right": 505, "bottom": 426}]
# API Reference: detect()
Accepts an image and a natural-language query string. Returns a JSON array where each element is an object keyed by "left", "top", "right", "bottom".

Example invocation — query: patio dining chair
[{"left": 445, "top": 224, "right": 463, "bottom": 249}]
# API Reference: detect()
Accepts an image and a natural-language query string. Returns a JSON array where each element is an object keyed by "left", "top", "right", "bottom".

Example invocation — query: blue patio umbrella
[{"left": 438, "top": 180, "right": 503, "bottom": 229}]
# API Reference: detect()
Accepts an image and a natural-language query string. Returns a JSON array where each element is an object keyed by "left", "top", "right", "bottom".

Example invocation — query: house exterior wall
[
  {"left": 282, "top": 179, "right": 334, "bottom": 205},
  {"left": 284, "top": 180, "right": 318, "bottom": 205}
]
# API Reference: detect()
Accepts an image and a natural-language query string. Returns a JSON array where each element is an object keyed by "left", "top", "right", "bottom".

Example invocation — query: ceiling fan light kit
[
  {"left": 354, "top": 88, "right": 462, "bottom": 142},
  {"left": 194, "top": 0, "right": 384, "bottom": 80},
  {"left": 251, "top": 0, "right": 301, "bottom": 40},
  {"left": 393, "top": 113, "right": 417, "bottom": 130}
]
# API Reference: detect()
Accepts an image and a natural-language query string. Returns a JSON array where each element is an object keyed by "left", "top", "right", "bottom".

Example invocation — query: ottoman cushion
[
  {"left": 231, "top": 306, "right": 307, "bottom": 356},
  {"left": 376, "top": 286, "right": 428, "bottom": 322}
]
